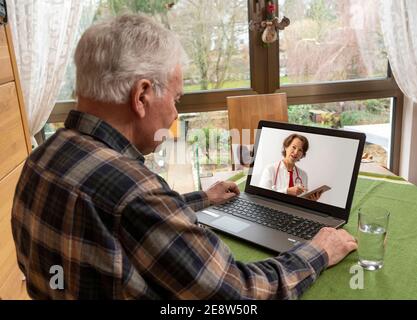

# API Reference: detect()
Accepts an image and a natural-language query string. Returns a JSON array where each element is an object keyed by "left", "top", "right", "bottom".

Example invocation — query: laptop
[{"left": 196, "top": 120, "right": 366, "bottom": 253}]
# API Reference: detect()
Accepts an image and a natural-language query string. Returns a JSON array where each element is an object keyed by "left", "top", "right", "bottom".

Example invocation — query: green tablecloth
[{"left": 218, "top": 171, "right": 417, "bottom": 299}]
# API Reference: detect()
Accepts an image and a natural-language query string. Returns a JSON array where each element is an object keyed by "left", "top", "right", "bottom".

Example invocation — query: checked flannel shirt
[{"left": 12, "top": 110, "right": 328, "bottom": 300}]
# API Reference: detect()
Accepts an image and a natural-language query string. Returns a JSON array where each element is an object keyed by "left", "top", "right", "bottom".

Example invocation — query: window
[
  {"left": 148, "top": 111, "right": 232, "bottom": 192},
  {"left": 58, "top": 0, "right": 250, "bottom": 100},
  {"left": 179, "top": 110, "right": 231, "bottom": 171},
  {"left": 44, "top": 123, "right": 64, "bottom": 140},
  {"left": 288, "top": 98, "right": 393, "bottom": 167},
  {"left": 49, "top": 0, "right": 403, "bottom": 178},
  {"left": 279, "top": 0, "right": 387, "bottom": 84}
]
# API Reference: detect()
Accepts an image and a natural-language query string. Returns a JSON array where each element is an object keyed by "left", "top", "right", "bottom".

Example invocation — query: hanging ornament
[
  {"left": 261, "top": 21, "right": 277, "bottom": 43},
  {"left": 249, "top": 1, "right": 290, "bottom": 45},
  {"left": 266, "top": 0, "right": 276, "bottom": 20}
]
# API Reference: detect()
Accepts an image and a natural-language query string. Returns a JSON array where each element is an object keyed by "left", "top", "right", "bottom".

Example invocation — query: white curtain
[
  {"left": 6, "top": 0, "right": 85, "bottom": 146},
  {"left": 380, "top": 0, "right": 417, "bottom": 102},
  {"left": 349, "top": 0, "right": 382, "bottom": 78}
]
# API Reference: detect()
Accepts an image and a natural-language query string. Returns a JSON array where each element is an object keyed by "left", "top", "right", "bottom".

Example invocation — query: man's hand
[
  {"left": 310, "top": 227, "right": 358, "bottom": 267},
  {"left": 205, "top": 181, "right": 240, "bottom": 205}
]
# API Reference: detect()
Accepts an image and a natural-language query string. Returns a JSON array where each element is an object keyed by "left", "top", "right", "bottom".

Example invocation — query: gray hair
[{"left": 74, "top": 13, "right": 188, "bottom": 104}]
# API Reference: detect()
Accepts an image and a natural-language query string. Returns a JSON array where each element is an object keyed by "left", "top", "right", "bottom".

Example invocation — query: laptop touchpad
[{"left": 211, "top": 216, "right": 250, "bottom": 233}]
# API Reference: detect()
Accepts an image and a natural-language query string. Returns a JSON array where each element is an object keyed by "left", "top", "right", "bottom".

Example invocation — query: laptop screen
[{"left": 245, "top": 121, "right": 365, "bottom": 221}]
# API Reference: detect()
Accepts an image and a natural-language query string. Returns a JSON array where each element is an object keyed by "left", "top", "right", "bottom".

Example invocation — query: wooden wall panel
[
  {"left": 0, "top": 164, "right": 29, "bottom": 300},
  {"left": 0, "top": 165, "right": 23, "bottom": 272},
  {"left": 0, "top": 83, "right": 28, "bottom": 180},
  {"left": 0, "top": 24, "right": 31, "bottom": 300},
  {"left": 0, "top": 26, "right": 14, "bottom": 85},
  {"left": 4, "top": 25, "right": 31, "bottom": 153},
  {"left": 0, "top": 264, "right": 29, "bottom": 300}
]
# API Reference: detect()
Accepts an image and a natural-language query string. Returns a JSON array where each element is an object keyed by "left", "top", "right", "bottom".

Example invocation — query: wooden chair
[{"left": 227, "top": 93, "right": 288, "bottom": 169}]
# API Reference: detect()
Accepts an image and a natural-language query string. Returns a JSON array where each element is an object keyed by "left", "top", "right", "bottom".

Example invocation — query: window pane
[
  {"left": 288, "top": 98, "right": 393, "bottom": 168},
  {"left": 58, "top": 0, "right": 250, "bottom": 101},
  {"left": 44, "top": 123, "right": 65, "bottom": 140},
  {"left": 58, "top": 2, "right": 99, "bottom": 101},
  {"left": 144, "top": 111, "right": 232, "bottom": 192},
  {"left": 171, "top": 1, "right": 250, "bottom": 92},
  {"left": 279, "top": 0, "right": 388, "bottom": 84},
  {"left": 178, "top": 110, "right": 232, "bottom": 172}
]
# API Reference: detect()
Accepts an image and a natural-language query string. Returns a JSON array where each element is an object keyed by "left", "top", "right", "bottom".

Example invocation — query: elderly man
[{"left": 12, "top": 13, "right": 357, "bottom": 300}]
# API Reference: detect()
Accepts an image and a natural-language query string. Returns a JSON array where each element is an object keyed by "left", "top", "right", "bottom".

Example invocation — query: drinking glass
[{"left": 357, "top": 206, "right": 390, "bottom": 270}]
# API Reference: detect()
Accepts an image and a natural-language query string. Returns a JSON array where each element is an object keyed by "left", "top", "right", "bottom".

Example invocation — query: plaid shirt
[{"left": 12, "top": 110, "right": 328, "bottom": 300}]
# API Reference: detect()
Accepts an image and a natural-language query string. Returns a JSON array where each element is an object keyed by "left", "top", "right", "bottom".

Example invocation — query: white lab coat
[{"left": 259, "top": 160, "right": 308, "bottom": 193}]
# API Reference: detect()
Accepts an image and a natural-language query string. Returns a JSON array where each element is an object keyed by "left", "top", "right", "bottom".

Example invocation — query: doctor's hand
[
  {"left": 310, "top": 227, "right": 358, "bottom": 267},
  {"left": 307, "top": 190, "right": 323, "bottom": 201},
  {"left": 205, "top": 181, "right": 240, "bottom": 205},
  {"left": 287, "top": 186, "right": 305, "bottom": 196}
]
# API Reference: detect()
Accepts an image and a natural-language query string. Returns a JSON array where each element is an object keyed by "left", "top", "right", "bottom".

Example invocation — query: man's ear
[{"left": 131, "top": 79, "right": 153, "bottom": 119}]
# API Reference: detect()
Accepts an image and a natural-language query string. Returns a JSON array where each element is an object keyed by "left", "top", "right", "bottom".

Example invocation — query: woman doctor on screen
[{"left": 259, "top": 134, "right": 321, "bottom": 201}]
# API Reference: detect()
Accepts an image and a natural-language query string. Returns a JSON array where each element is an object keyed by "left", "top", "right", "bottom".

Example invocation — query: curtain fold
[
  {"left": 349, "top": 0, "right": 383, "bottom": 78},
  {"left": 380, "top": 0, "right": 417, "bottom": 102},
  {"left": 6, "top": 0, "right": 85, "bottom": 146}
]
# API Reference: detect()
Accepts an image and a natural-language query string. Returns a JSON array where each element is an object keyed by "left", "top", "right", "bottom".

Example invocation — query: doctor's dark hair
[{"left": 281, "top": 134, "right": 309, "bottom": 158}]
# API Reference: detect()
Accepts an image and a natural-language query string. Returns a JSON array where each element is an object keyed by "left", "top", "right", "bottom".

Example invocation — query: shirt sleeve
[
  {"left": 259, "top": 165, "right": 274, "bottom": 190},
  {"left": 181, "top": 191, "right": 210, "bottom": 212},
  {"left": 119, "top": 186, "right": 329, "bottom": 300}
]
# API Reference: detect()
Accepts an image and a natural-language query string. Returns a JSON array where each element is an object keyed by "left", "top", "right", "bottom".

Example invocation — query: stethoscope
[{"left": 272, "top": 160, "right": 303, "bottom": 190}]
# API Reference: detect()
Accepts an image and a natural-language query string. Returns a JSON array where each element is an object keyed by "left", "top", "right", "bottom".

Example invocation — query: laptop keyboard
[{"left": 212, "top": 198, "right": 327, "bottom": 240}]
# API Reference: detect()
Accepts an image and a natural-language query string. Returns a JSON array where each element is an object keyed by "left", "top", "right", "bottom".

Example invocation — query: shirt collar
[{"left": 64, "top": 110, "right": 145, "bottom": 163}]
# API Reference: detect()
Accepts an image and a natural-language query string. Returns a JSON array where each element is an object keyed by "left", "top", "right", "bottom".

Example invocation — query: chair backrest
[{"left": 227, "top": 93, "right": 288, "bottom": 168}]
